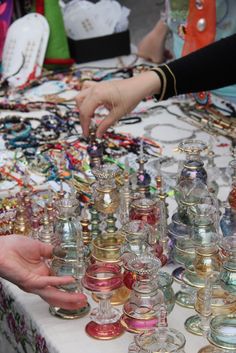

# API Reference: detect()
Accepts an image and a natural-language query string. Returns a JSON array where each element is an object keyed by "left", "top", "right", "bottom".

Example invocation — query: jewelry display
[
  {"left": 144, "top": 121, "right": 197, "bottom": 144},
  {"left": 176, "top": 98, "right": 236, "bottom": 140},
  {"left": 1, "top": 59, "right": 236, "bottom": 353}
]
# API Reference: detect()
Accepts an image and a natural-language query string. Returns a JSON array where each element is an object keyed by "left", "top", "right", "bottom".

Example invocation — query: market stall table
[{"left": 0, "top": 57, "right": 233, "bottom": 353}]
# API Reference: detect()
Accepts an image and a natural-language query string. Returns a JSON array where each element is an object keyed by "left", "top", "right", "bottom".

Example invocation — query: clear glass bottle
[
  {"left": 220, "top": 235, "right": 236, "bottom": 295},
  {"left": 50, "top": 194, "right": 90, "bottom": 319},
  {"left": 130, "top": 198, "right": 160, "bottom": 227},
  {"left": 178, "top": 139, "right": 207, "bottom": 184},
  {"left": 220, "top": 203, "right": 236, "bottom": 237},
  {"left": 128, "top": 327, "right": 186, "bottom": 353},
  {"left": 82, "top": 263, "right": 124, "bottom": 339},
  {"left": 92, "top": 164, "right": 120, "bottom": 215},
  {"left": 121, "top": 254, "right": 163, "bottom": 334}
]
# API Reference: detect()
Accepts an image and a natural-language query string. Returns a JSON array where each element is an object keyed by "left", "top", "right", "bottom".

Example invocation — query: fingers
[
  {"left": 78, "top": 93, "right": 102, "bottom": 137},
  {"left": 76, "top": 80, "right": 125, "bottom": 137},
  {"left": 34, "top": 286, "right": 88, "bottom": 310},
  {"left": 25, "top": 275, "right": 77, "bottom": 290},
  {"left": 96, "top": 111, "right": 121, "bottom": 138},
  {"left": 38, "top": 242, "right": 54, "bottom": 259}
]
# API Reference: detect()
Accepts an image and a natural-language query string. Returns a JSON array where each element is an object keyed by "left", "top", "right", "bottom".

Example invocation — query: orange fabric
[{"left": 182, "top": 0, "right": 216, "bottom": 56}]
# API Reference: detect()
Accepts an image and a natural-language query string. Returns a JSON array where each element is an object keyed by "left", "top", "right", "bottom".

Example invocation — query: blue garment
[{"left": 167, "top": 0, "right": 236, "bottom": 102}]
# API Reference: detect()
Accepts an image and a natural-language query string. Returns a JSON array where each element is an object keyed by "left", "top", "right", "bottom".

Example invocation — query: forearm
[
  {"left": 152, "top": 33, "right": 236, "bottom": 99},
  {"left": 126, "top": 71, "right": 162, "bottom": 99}
]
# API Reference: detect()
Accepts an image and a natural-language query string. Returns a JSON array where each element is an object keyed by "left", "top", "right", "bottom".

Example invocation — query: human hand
[
  {"left": 137, "top": 19, "right": 171, "bottom": 63},
  {"left": 0, "top": 235, "right": 87, "bottom": 310},
  {"left": 76, "top": 71, "right": 161, "bottom": 138}
]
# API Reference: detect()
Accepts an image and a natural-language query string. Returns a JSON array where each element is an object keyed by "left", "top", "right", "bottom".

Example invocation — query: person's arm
[
  {"left": 0, "top": 235, "right": 87, "bottom": 310},
  {"left": 76, "top": 34, "right": 236, "bottom": 137},
  {"left": 76, "top": 71, "right": 161, "bottom": 138},
  {"left": 154, "top": 33, "right": 236, "bottom": 99}
]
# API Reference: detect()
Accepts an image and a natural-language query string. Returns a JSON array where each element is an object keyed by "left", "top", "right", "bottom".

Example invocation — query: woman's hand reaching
[{"left": 76, "top": 71, "right": 161, "bottom": 138}]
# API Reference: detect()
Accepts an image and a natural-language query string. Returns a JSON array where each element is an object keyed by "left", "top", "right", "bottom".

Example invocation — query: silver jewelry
[{"left": 143, "top": 123, "right": 197, "bottom": 144}]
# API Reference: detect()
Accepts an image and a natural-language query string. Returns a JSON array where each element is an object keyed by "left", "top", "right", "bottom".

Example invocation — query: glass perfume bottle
[
  {"left": 136, "top": 139, "right": 151, "bottom": 197},
  {"left": 158, "top": 271, "right": 175, "bottom": 314},
  {"left": 128, "top": 303, "right": 185, "bottom": 353},
  {"left": 82, "top": 262, "right": 124, "bottom": 339},
  {"left": 91, "top": 230, "right": 129, "bottom": 306},
  {"left": 184, "top": 231, "right": 221, "bottom": 289},
  {"left": 38, "top": 209, "right": 57, "bottom": 245},
  {"left": 87, "top": 130, "right": 103, "bottom": 168},
  {"left": 220, "top": 235, "right": 236, "bottom": 295},
  {"left": 128, "top": 327, "right": 186, "bottom": 353},
  {"left": 121, "top": 254, "right": 163, "bottom": 333},
  {"left": 201, "top": 314, "right": 236, "bottom": 352},
  {"left": 169, "top": 178, "right": 214, "bottom": 265},
  {"left": 206, "top": 150, "right": 219, "bottom": 196},
  {"left": 220, "top": 203, "right": 236, "bottom": 237},
  {"left": 50, "top": 194, "right": 90, "bottom": 319},
  {"left": 121, "top": 220, "right": 151, "bottom": 254},
  {"left": 130, "top": 198, "right": 160, "bottom": 227},
  {"left": 177, "top": 204, "right": 221, "bottom": 310},
  {"left": 92, "top": 164, "right": 120, "bottom": 215},
  {"left": 187, "top": 283, "right": 236, "bottom": 337},
  {"left": 178, "top": 139, "right": 207, "bottom": 184},
  {"left": 185, "top": 272, "right": 217, "bottom": 336},
  {"left": 173, "top": 235, "right": 196, "bottom": 309},
  {"left": 118, "top": 158, "right": 131, "bottom": 226}
]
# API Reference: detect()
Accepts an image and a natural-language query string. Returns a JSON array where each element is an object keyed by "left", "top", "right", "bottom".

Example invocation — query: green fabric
[{"left": 44, "top": 0, "right": 71, "bottom": 61}]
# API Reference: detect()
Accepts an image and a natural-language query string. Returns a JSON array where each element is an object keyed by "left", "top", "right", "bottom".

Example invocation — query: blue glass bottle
[{"left": 220, "top": 204, "right": 236, "bottom": 237}]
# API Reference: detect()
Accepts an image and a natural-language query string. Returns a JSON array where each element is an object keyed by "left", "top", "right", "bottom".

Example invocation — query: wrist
[{"left": 129, "top": 71, "right": 162, "bottom": 100}]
